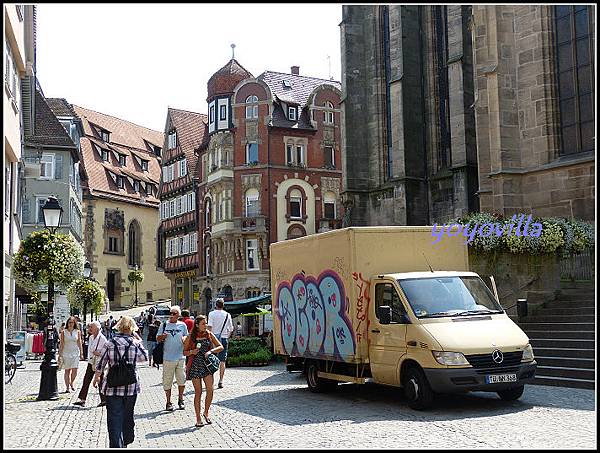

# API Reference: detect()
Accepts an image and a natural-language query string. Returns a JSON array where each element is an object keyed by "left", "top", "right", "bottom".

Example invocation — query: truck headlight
[
  {"left": 521, "top": 344, "right": 535, "bottom": 362},
  {"left": 432, "top": 351, "right": 470, "bottom": 366}
]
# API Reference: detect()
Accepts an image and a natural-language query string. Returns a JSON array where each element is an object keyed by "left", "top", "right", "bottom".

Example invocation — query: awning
[
  {"left": 239, "top": 307, "right": 271, "bottom": 317},
  {"left": 224, "top": 294, "right": 271, "bottom": 316}
]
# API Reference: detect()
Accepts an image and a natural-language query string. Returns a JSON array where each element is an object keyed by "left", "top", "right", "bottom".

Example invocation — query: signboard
[
  {"left": 53, "top": 294, "right": 71, "bottom": 330},
  {"left": 175, "top": 270, "right": 196, "bottom": 279}
]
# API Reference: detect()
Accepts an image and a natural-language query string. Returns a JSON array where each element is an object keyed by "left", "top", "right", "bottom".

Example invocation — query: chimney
[{"left": 291, "top": 66, "right": 299, "bottom": 75}]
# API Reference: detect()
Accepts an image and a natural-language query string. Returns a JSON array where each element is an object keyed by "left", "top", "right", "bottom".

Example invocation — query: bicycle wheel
[{"left": 5, "top": 353, "right": 17, "bottom": 384}]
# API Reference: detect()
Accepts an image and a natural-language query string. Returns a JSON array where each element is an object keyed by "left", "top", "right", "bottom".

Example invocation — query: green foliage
[
  {"left": 454, "top": 213, "right": 594, "bottom": 256},
  {"left": 12, "top": 230, "right": 84, "bottom": 296},
  {"left": 226, "top": 337, "right": 273, "bottom": 366},
  {"left": 127, "top": 269, "right": 144, "bottom": 283},
  {"left": 67, "top": 278, "right": 106, "bottom": 315}
]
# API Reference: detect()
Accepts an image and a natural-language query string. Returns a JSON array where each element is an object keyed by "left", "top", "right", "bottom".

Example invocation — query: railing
[
  {"left": 560, "top": 248, "right": 595, "bottom": 281},
  {"left": 234, "top": 216, "right": 268, "bottom": 232}
]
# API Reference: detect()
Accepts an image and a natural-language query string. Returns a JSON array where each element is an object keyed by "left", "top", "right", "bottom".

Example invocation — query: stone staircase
[{"left": 518, "top": 281, "right": 595, "bottom": 390}]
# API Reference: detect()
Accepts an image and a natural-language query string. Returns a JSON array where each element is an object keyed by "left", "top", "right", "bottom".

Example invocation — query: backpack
[{"left": 106, "top": 338, "right": 137, "bottom": 387}]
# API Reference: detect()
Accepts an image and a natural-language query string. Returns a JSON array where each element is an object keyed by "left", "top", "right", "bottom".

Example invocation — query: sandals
[
  {"left": 195, "top": 421, "right": 204, "bottom": 428},
  {"left": 203, "top": 414, "right": 212, "bottom": 425}
]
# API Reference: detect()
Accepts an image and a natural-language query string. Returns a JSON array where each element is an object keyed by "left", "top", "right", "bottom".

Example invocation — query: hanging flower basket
[
  {"left": 127, "top": 269, "right": 144, "bottom": 284},
  {"left": 67, "top": 278, "right": 106, "bottom": 315}
]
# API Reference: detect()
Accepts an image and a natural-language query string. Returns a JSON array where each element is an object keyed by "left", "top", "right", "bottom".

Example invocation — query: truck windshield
[{"left": 397, "top": 276, "right": 504, "bottom": 318}]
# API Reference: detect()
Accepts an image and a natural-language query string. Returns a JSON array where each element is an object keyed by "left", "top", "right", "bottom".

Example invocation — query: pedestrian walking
[
  {"left": 145, "top": 315, "right": 159, "bottom": 368},
  {"left": 181, "top": 309, "right": 194, "bottom": 332},
  {"left": 73, "top": 321, "right": 107, "bottom": 407},
  {"left": 156, "top": 305, "right": 188, "bottom": 411},
  {"left": 59, "top": 316, "right": 84, "bottom": 393},
  {"left": 207, "top": 298, "right": 234, "bottom": 388},
  {"left": 93, "top": 316, "right": 148, "bottom": 448},
  {"left": 184, "top": 315, "right": 223, "bottom": 427},
  {"left": 236, "top": 321, "right": 242, "bottom": 337}
]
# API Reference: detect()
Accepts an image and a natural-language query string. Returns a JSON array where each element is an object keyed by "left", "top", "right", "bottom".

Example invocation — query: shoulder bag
[
  {"left": 106, "top": 338, "right": 137, "bottom": 387},
  {"left": 152, "top": 322, "right": 166, "bottom": 365}
]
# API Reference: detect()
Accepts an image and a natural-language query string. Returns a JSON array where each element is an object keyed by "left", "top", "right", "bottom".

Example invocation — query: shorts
[
  {"left": 217, "top": 337, "right": 228, "bottom": 362},
  {"left": 162, "top": 359, "right": 186, "bottom": 390}
]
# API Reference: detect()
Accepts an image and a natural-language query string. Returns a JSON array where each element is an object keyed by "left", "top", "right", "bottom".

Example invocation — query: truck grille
[{"left": 465, "top": 351, "right": 523, "bottom": 374}]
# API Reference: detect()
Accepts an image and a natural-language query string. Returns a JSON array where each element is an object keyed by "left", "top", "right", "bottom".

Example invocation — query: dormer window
[
  {"left": 141, "top": 160, "right": 149, "bottom": 171},
  {"left": 118, "top": 154, "right": 126, "bottom": 166},
  {"left": 102, "top": 149, "right": 109, "bottom": 161},
  {"left": 288, "top": 106, "right": 297, "bottom": 121},
  {"left": 167, "top": 130, "right": 177, "bottom": 150},
  {"left": 283, "top": 80, "right": 292, "bottom": 88},
  {"left": 116, "top": 176, "right": 124, "bottom": 189},
  {"left": 153, "top": 145, "right": 161, "bottom": 156},
  {"left": 133, "top": 180, "right": 140, "bottom": 192},
  {"left": 100, "top": 129, "right": 110, "bottom": 142}
]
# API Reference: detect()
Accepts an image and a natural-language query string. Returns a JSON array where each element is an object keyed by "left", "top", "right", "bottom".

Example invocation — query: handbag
[
  {"left": 204, "top": 353, "right": 220, "bottom": 374},
  {"left": 106, "top": 339, "right": 137, "bottom": 387},
  {"left": 152, "top": 322, "right": 166, "bottom": 365}
]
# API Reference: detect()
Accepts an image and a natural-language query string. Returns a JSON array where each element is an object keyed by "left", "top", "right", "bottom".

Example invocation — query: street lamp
[
  {"left": 37, "top": 196, "right": 63, "bottom": 401},
  {"left": 134, "top": 264, "right": 139, "bottom": 307},
  {"left": 83, "top": 261, "right": 92, "bottom": 322}
]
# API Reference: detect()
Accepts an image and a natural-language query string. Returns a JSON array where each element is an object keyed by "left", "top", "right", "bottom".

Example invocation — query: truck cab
[{"left": 368, "top": 271, "right": 536, "bottom": 409}]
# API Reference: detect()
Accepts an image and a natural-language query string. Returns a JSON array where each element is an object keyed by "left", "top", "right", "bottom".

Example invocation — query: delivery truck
[{"left": 270, "top": 227, "right": 536, "bottom": 410}]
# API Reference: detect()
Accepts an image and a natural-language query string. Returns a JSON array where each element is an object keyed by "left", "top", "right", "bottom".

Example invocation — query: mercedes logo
[{"left": 492, "top": 349, "right": 504, "bottom": 364}]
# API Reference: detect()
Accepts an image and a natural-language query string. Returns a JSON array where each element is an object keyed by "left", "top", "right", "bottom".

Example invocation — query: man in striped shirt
[{"left": 93, "top": 316, "right": 148, "bottom": 448}]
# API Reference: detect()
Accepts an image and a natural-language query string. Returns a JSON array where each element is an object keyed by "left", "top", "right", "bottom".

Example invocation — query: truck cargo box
[{"left": 270, "top": 227, "right": 468, "bottom": 364}]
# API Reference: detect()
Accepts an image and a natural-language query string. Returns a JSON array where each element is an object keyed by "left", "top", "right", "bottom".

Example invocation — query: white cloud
[{"left": 36, "top": 4, "right": 342, "bottom": 132}]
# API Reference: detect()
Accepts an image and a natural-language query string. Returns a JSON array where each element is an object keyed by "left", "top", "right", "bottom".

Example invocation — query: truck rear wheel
[
  {"left": 306, "top": 361, "right": 338, "bottom": 393},
  {"left": 497, "top": 385, "right": 524, "bottom": 401},
  {"left": 402, "top": 366, "right": 434, "bottom": 410}
]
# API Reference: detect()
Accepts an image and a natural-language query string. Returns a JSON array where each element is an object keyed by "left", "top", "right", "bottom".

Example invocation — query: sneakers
[
  {"left": 217, "top": 382, "right": 223, "bottom": 389},
  {"left": 166, "top": 402, "right": 174, "bottom": 412},
  {"left": 178, "top": 398, "right": 185, "bottom": 410},
  {"left": 73, "top": 400, "right": 85, "bottom": 407}
]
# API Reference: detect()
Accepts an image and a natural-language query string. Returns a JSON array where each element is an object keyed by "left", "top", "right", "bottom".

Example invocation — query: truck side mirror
[{"left": 377, "top": 305, "right": 392, "bottom": 325}]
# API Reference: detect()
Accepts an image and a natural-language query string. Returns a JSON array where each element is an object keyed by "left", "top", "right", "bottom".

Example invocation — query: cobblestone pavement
[{"left": 4, "top": 359, "right": 596, "bottom": 448}]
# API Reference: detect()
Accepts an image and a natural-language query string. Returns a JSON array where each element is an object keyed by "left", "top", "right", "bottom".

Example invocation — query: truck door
[{"left": 368, "top": 281, "right": 409, "bottom": 385}]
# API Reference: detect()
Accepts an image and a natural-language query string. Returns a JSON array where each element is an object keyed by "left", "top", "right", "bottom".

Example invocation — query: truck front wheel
[
  {"left": 402, "top": 366, "right": 434, "bottom": 410},
  {"left": 306, "top": 361, "right": 338, "bottom": 393},
  {"left": 497, "top": 385, "right": 524, "bottom": 401}
]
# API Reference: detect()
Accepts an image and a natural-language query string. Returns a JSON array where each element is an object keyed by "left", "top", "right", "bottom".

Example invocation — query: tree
[
  {"left": 12, "top": 230, "right": 84, "bottom": 314},
  {"left": 67, "top": 278, "right": 106, "bottom": 319}
]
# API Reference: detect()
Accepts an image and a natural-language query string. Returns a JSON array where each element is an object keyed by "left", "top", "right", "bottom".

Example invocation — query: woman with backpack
[{"left": 93, "top": 316, "right": 148, "bottom": 448}]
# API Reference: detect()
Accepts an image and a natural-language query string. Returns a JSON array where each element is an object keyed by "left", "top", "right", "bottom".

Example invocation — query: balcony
[
  {"left": 318, "top": 218, "right": 342, "bottom": 233},
  {"left": 207, "top": 166, "right": 234, "bottom": 186},
  {"left": 234, "top": 216, "right": 268, "bottom": 233}
]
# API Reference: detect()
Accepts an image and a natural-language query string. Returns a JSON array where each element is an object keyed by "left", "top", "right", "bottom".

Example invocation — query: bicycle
[{"left": 5, "top": 342, "right": 19, "bottom": 384}]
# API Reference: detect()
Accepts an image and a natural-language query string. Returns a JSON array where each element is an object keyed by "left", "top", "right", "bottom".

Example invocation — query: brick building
[
  {"left": 340, "top": 5, "right": 595, "bottom": 226},
  {"left": 157, "top": 58, "right": 343, "bottom": 313}
]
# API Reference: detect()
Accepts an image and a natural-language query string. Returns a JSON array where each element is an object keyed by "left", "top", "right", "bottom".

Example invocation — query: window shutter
[
  {"left": 22, "top": 197, "right": 30, "bottom": 223},
  {"left": 54, "top": 154, "right": 63, "bottom": 180}
]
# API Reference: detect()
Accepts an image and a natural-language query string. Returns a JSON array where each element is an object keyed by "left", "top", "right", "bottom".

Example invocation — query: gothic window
[
  {"left": 554, "top": 5, "right": 594, "bottom": 154},
  {"left": 128, "top": 220, "right": 141, "bottom": 266}
]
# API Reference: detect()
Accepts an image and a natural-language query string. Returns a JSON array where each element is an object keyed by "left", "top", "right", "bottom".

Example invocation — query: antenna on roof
[
  {"left": 231, "top": 43, "right": 236, "bottom": 60},
  {"left": 422, "top": 252, "right": 434, "bottom": 273}
]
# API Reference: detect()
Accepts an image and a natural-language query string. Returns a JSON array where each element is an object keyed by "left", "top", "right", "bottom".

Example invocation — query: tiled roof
[
  {"left": 46, "top": 98, "right": 78, "bottom": 118},
  {"left": 167, "top": 108, "right": 208, "bottom": 180},
  {"left": 75, "top": 105, "right": 164, "bottom": 206},
  {"left": 72, "top": 105, "right": 164, "bottom": 150},
  {"left": 258, "top": 71, "right": 341, "bottom": 108},
  {"left": 25, "top": 90, "right": 77, "bottom": 149},
  {"left": 207, "top": 58, "right": 253, "bottom": 99}
]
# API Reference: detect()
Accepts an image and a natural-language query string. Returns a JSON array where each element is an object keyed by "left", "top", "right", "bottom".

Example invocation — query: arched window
[
  {"left": 245, "top": 188, "right": 260, "bottom": 217},
  {"left": 287, "top": 224, "right": 306, "bottom": 240},
  {"left": 245, "top": 95, "right": 259, "bottom": 119},
  {"left": 324, "top": 101, "right": 334, "bottom": 124},
  {"left": 289, "top": 189, "right": 302, "bottom": 219},
  {"left": 222, "top": 284, "right": 233, "bottom": 301},
  {"left": 204, "top": 199, "right": 212, "bottom": 228},
  {"left": 323, "top": 191, "right": 337, "bottom": 219},
  {"left": 128, "top": 220, "right": 141, "bottom": 266}
]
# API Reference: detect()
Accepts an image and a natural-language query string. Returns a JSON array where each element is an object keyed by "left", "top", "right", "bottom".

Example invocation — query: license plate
[{"left": 486, "top": 374, "right": 517, "bottom": 384}]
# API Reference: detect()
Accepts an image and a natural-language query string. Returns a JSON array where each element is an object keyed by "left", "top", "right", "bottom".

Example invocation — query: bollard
[{"left": 517, "top": 298, "right": 528, "bottom": 320}]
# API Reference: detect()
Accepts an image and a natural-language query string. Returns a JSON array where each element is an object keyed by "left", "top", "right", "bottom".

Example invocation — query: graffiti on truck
[
  {"left": 276, "top": 270, "right": 356, "bottom": 361},
  {"left": 352, "top": 272, "right": 371, "bottom": 344}
]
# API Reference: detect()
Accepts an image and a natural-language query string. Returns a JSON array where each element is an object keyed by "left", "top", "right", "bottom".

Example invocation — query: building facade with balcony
[
  {"left": 4, "top": 4, "right": 36, "bottom": 332},
  {"left": 157, "top": 108, "right": 208, "bottom": 310},
  {"left": 194, "top": 59, "right": 343, "bottom": 307},
  {"left": 69, "top": 103, "right": 171, "bottom": 309}
]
